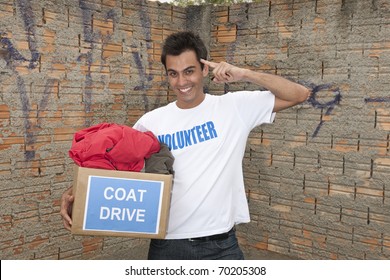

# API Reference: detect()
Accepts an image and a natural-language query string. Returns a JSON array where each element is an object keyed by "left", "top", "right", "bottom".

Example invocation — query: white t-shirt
[{"left": 133, "top": 91, "right": 275, "bottom": 239}]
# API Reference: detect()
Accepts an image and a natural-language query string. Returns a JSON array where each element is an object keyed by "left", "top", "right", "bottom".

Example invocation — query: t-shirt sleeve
[
  {"left": 133, "top": 116, "right": 148, "bottom": 132},
  {"left": 229, "top": 90, "right": 275, "bottom": 130}
]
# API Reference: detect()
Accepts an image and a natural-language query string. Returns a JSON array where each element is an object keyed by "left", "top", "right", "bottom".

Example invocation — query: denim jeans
[{"left": 148, "top": 228, "right": 244, "bottom": 260}]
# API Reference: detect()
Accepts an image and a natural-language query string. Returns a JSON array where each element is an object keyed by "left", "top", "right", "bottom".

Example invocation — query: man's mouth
[{"left": 178, "top": 87, "right": 192, "bottom": 94}]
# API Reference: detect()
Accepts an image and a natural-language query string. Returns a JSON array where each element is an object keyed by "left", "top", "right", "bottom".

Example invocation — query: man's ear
[{"left": 202, "top": 63, "right": 209, "bottom": 77}]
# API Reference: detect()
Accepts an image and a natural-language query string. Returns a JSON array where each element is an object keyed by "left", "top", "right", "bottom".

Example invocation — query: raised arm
[{"left": 201, "top": 59, "right": 310, "bottom": 112}]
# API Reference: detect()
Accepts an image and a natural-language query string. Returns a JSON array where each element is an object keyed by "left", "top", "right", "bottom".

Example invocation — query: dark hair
[{"left": 161, "top": 31, "right": 208, "bottom": 70}]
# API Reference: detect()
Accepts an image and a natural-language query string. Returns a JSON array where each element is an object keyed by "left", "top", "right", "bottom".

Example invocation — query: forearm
[
  {"left": 202, "top": 58, "right": 310, "bottom": 107},
  {"left": 242, "top": 69, "right": 310, "bottom": 103}
]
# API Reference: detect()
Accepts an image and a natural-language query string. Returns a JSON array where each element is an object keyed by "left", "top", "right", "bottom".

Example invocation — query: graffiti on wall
[
  {"left": 305, "top": 83, "right": 342, "bottom": 138},
  {"left": 0, "top": 0, "right": 52, "bottom": 160},
  {"left": 364, "top": 97, "right": 390, "bottom": 103},
  {"left": 78, "top": 0, "right": 96, "bottom": 119},
  {"left": 0, "top": 0, "right": 161, "bottom": 161},
  {"left": 220, "top": 5, "right": 345, "bottom": 139},
  {"left": 2, "top": 0, "right": 390, "bottom": 162},
  {"left": 78, "top": 0, "right": 160, "bottom": 116}
]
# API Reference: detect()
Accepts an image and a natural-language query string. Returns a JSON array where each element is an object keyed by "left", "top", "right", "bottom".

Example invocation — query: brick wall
[
  {"left": 207, "top": 0, "right": 389, "bottom": 259},
  {"left": 0, "top": 0, "right": 184, "bottom": 259},
  {"left": 1, "top": 0, "right": 389, "bottom": 260}
]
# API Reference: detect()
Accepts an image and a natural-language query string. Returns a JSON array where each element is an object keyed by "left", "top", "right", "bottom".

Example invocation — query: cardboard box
[{"left": 71, "top": 166, "right": 172, "bottom": 239}]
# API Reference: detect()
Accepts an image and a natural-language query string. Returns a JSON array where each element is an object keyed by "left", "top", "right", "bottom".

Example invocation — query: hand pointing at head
[{"left": 200, "top": 59, "right": 248, "bottom": 84}]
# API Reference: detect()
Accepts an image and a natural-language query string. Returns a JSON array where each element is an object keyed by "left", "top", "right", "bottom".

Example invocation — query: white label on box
[{"left": 83, "top": 175, "right": 164, "bottom": 234}]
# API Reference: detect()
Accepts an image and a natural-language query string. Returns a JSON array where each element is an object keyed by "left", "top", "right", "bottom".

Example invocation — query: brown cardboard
[{"left": 71, "top": 166, "right": 172, "bottom": 239}]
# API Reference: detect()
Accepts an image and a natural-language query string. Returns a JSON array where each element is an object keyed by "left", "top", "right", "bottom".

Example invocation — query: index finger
[{"left": 200, "top": 58, "right": 218, "bottom": 69}]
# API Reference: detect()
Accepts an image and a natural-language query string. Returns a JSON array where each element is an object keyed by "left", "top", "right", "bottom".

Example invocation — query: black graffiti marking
[
  {"left": 364, "top": 97, "right": 390, "bottom": 103},
  {"left": 305, "top": 83, "right": 342, "bottom": 138},
  {"left": 16, "top": 76, "right": 36, "bottom": 160},
  {"left": 0, "top": 0, "right": 55, "bottom": 161},
  {"left": 39, "top": 79, "right": 58, "bottom": 116},
  {"left": 0, "top": 0, "right": 39, "bottom": 69},
  {"left": 16, "top": 0, "right": 40, "bottom": 69},
  {"left": 0, "top": 36, "right": 28, "bottom": 64},
  {"left": 132, "top": 3, "right": 155, "bottom": 112},
  {"left": 132, "top": 50, "right": 153, "bottom": 91},
  {"left": 78, "top": 0, "right": 156, "bottom": 112},
  {"left": 78, "top": 0, "right": 96, "bottom": 121}
]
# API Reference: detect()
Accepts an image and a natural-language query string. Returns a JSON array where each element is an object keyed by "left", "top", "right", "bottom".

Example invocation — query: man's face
[{"left": 165, "top": 50, "right": 208, "bottom": 109}]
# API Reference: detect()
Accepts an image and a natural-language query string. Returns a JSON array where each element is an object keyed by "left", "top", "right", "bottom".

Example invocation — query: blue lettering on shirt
[{"left": 158, "top": 121, "right": 218, "bottom": 151}]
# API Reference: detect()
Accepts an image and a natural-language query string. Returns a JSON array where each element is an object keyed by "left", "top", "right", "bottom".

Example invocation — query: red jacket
[{"left": 69, "top": 123, "right": 160, "bottom": 172}]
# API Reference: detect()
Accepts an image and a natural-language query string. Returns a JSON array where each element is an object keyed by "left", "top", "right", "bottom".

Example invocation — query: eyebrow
[{"left": 167, "top": 66, "right": 196, "bottom": 73}]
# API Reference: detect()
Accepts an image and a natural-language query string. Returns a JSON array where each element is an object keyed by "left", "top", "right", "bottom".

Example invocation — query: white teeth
[{"left": 179, "top": 87, "right": 191, "bottom": 93}]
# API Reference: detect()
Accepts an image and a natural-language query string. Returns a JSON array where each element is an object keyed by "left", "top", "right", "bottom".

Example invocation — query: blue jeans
[{"left": 148, "top": 228, "right": 244, "bottom": 260}]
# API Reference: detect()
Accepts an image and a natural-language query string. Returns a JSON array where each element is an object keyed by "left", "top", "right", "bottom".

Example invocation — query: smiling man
[
  {"left": 132, "top": 31, "right": 310, "bottom": 260},
  {"left": 60, "top": 31, "right": 310, "bottom": 260},
  {"left": 164, "top": 49, "right": 208, "bottom": 109}
]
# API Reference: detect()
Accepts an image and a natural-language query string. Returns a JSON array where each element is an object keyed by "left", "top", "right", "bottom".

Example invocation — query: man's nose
[{"left": 177, "top": 73, "right": 187, "bottom": 86}]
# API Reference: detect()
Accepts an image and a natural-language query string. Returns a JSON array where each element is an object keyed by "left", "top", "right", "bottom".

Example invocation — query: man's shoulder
[
  {"left": 134, "top": 102, "right": 173, "bottom": 130},
  {"left": 223, "top": 90, "right": 272, "bottom": 100}
]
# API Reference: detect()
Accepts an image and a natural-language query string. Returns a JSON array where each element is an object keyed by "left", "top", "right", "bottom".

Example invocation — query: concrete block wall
[
  {"left": 1, "top": 0, "right": 389, "bottom": 260},
  {"left": 206, "top": 0, "right": 389, "bottom": 259},
  {"left": 0, "top": 0, "right": 185, "bottom": 259}
]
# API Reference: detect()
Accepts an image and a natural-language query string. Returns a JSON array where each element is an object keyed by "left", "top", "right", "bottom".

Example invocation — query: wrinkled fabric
[
  {"left": 69, "top": 123, "right": 160, "bottom": 172},
  {"left": 145, "top": 143, "right": 175, "bottom": 175}
]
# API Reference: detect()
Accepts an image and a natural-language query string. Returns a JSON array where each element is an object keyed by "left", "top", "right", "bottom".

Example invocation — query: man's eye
[
  {"left": 185, "top": 70, "right": 193, "bottom": 75},
  {"left": 168, "top": 72, "right": 177, "bottom": 77}
]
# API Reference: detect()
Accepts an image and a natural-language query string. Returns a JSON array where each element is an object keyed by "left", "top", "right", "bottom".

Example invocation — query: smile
[{"left": 178, "top": 87, "right": 192, "bottom": 94}]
